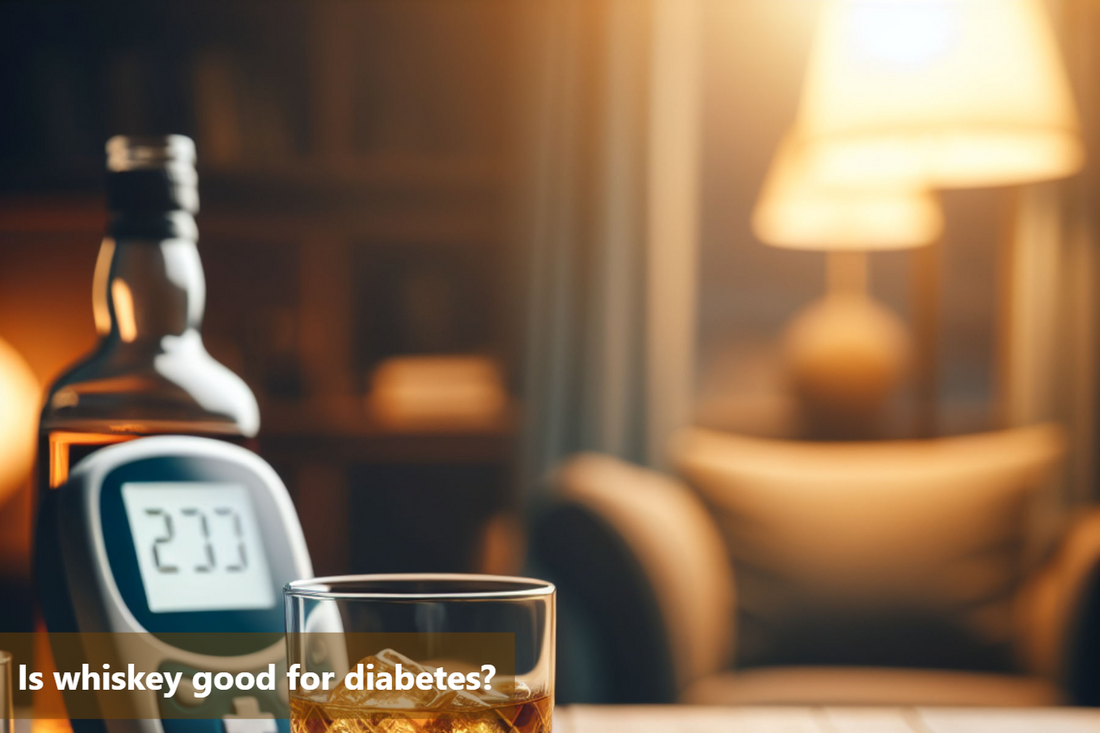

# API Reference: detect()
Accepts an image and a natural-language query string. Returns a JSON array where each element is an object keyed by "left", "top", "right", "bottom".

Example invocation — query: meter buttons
[
  {"left": 222, "top": 697, "right": 277, "bottom": 733},
  {"left": 157, "top": 661, "right": 287, "bottom": 728},
  {"left": 174, "top": 675, "right": 204, "bottom": 707}
]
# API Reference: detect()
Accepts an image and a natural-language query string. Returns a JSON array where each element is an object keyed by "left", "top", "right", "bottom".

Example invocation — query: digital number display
[{"left": 121, "top": 483, "right": 276, "bottom": 613}]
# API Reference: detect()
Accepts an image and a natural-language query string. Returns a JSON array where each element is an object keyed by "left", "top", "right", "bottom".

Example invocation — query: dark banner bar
[{"left": 0, "top": 632, "right": 522, "bottom": 720}]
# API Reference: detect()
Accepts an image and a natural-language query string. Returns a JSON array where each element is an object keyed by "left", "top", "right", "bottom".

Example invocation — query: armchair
[
  {"left": 529, "top": 454, "right": 734, "bottom": 703},
  {"left": 530, "top": 425, "right": 1100, "bottom": 706}
]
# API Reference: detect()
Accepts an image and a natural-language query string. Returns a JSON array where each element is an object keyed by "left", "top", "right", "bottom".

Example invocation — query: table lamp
[
  {"left": 784, "top": 0, "right": 1085, "bottom": 435},
  {"left": 753, "top": 135, "right": 943, "bottom": 438},
  {"left": 796, "top": 0, "right": 1084, "bottom": 189}
]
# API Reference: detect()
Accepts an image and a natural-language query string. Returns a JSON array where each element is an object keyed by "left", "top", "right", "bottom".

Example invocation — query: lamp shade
[
  {"left": 753, "top": 134, "right": 943, "bottom": 250},
  {"left": 797, "top": 0, "right": 1084, "bottom": 188}
]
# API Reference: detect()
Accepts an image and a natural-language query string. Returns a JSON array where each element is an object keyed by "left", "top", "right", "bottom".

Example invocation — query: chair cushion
[
  {"left": 671, "top": 425, "right": 1065, "bottom": 670},
  {"left": 680, "top": 666, "right": 1063, "bottom": 707}
]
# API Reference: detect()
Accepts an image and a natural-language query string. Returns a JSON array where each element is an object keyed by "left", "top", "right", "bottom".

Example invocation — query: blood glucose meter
[{"left": 35, "top": 436, "right": 314, "bottom": 733}]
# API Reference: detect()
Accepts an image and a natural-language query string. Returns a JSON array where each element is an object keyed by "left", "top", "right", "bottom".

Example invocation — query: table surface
[{"left": 553, "top": 706, "right": 1100, "bottom": 732}]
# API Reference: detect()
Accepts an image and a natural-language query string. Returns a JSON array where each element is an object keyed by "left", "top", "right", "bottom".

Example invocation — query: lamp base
[{"left": 784, "top": 291, "right": 910, "bottom": 440}]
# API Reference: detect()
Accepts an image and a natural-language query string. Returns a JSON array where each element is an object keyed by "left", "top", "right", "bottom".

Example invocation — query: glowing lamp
[
  {"left": 797, "top": 0, "right": 1084, "bottom": 188},
  {"left": 753, "top": 133, "right": 941, "bottom": 438},
  {"left": 753, "top": 135, "right": 942, "bottom": 250},
  {"left": 0, "top": 336, "right": 38, "bottom": 505}
]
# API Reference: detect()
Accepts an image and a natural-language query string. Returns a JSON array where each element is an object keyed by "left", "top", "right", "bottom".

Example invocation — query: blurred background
[{"left": 3, "top": 0, "right": 1100, "bottom": 710}]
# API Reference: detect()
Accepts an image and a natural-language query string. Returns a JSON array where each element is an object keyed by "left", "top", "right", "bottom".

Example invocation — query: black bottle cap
[{"left": 105, "top": 135, "right": 200, "bottom": 215}]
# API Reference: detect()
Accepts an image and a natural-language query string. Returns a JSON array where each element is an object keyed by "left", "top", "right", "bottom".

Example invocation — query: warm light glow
[
  {"left": 753, "top": 135, "right": 942, "bottom": 250},
  {"left": 367, "top": 355, "right": 508, "bottom": 430},
  {"left": 0, "top": 337, "right": 39, "bottom": 505},
  {"left": 797, "top": 0, "right": 1084, "bottom": 188},
  {"left": 111, "top": 279, "right": 138, "bottom": 342},
  {"left": 49, "top": 431, "right": 134, "bottom": 488},
  {"left": 92, "top": 238, "right": 115, "bottom": 335}
]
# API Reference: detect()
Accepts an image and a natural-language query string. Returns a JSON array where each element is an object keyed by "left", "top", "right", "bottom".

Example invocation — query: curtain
[
  {"left": 1003, "top": 0, "right": 1100, "bottom": 505},
  {"left": 515, "top": 0, "right": 703, "bottom": 496}
]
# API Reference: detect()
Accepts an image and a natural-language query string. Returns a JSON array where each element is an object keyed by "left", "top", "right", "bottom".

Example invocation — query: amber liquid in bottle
[
  {"left": 41, "top": 424, "right": 250, "bottom": 489},
  {"left": 34, "top": 136, "right": 259, "bottom": 731}
]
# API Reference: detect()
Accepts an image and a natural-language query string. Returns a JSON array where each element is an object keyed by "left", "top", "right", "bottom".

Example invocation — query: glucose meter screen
[{"left": 121, "top": 483, "right": 276, "bottom": 613}]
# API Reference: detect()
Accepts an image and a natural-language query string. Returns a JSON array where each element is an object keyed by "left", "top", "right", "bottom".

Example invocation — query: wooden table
[{"left": 554, "top": 706, "right": 1100, "bottom": 732}]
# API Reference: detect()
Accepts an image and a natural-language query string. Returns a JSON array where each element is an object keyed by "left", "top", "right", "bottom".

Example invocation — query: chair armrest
[
  {"left": 1017, "top": 508, "right": 1100, "bottom": 704},
  {"left": 531, "top": 453, "right": 735, "bottom": 699}
]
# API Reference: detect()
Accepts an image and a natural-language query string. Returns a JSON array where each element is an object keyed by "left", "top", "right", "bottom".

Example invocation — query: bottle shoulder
[{"left": 41, "top": 333, "right": 259, "bottom": 438}]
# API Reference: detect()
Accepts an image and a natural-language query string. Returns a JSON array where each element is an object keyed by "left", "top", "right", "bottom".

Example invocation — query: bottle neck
[{"left": 94, "top": 212, "right": 206, "bottom": 347}]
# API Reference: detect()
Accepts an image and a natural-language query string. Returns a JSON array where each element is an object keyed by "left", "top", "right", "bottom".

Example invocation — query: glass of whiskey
[{"left": 285, "top": 575, "right": 555, "bottom": 733}]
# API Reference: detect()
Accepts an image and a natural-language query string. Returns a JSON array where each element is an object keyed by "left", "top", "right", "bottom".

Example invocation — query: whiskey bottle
[{"left": 38, "top": 134, "right": 259, "bottom": 492}]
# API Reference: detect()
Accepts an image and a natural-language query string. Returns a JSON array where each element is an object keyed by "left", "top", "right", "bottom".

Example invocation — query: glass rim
[
  {"left": 0, "top": 650, "right": 9, "bottom": 663},
  {"left": 284, "top": 573, "right": 555, "bottom": 601}
]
